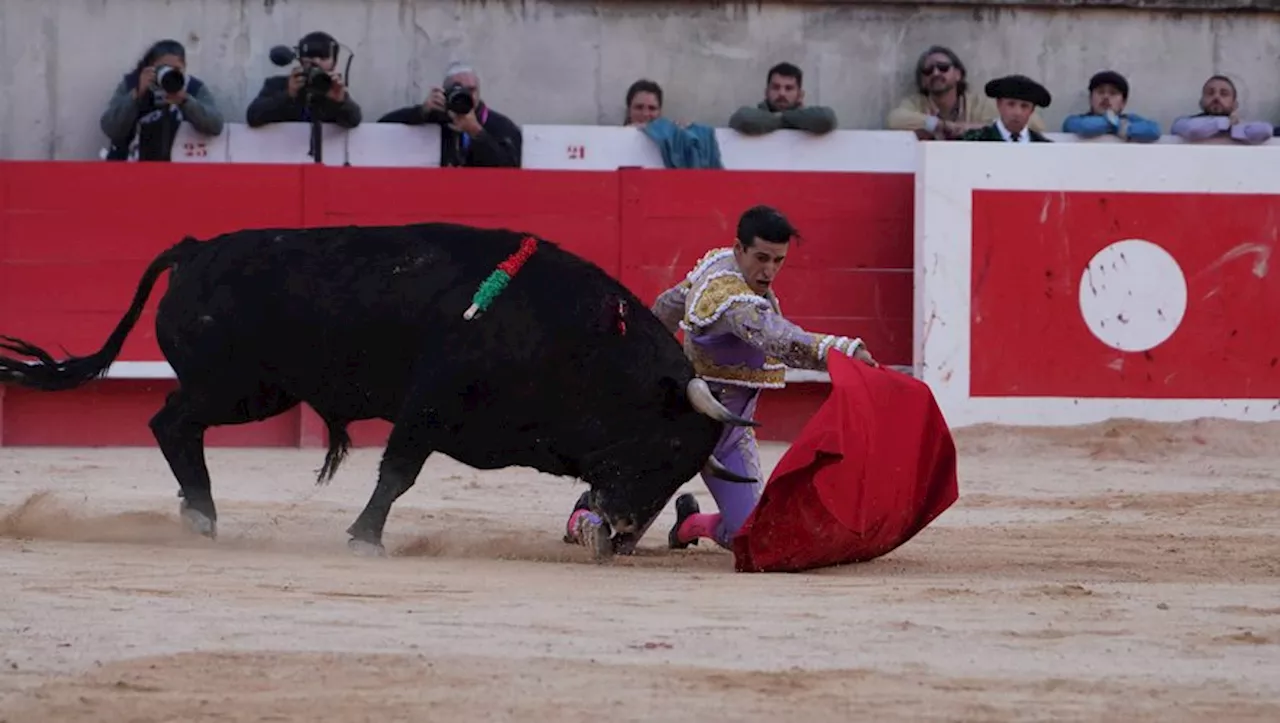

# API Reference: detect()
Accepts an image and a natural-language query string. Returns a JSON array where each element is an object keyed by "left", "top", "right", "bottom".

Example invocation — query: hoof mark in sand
[
  {"left": 1024, "top": 584, "right": 1095, "bottom": 598},
  {"left": 1216, "top": 606, "right": 1280, "bottom": 617},
  {"left": 1213, "top": 630, "right": 1273, "bottom": 645}
]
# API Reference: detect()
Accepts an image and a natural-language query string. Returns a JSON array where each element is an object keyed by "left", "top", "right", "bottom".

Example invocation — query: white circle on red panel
[{"left": 1078, "top": 239, "right": 1187, "bottom": 352}]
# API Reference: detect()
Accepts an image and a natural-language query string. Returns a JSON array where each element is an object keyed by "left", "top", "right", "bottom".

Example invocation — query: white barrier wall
[
  {"left": 915, "top": 141, "right": 1280, "bottom": 428},
  {"left": 167, "top": 122, "right": 1280, "bottom": 170},
  {"left": 171, "top": 123, "right": 933, "bottom": 170}
]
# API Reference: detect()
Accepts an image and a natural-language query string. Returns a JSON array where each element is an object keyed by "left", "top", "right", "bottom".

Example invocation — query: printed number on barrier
[
  {"left": 182, "top": 141, "right": 209, "bottom": 158},
  {"left": 567, "top": 144, "right": 586, "bottom": 160}
]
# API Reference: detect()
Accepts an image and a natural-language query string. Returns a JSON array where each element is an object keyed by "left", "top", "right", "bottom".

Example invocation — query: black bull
[{"left": 0, "top": 222, "right": 759, "bottom": 559}]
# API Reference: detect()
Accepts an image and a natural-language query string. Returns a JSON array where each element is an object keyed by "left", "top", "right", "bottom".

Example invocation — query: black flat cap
[
  {"left": 1088, "top": 70, "right": 1129, "bottom": 99},
  {"left": 984, "top": 74, "right": 1052, "bottom": 108}
]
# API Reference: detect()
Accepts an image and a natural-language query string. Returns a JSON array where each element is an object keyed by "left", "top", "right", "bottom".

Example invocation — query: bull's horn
[
  {"left": 686, "top": 378, "right": 760, "bottom": 427},
  {"left": 703, "top": 455, "right": 758, "bottom": 485}
]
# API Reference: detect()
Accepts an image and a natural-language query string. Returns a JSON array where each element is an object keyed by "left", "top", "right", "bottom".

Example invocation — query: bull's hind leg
[
  {"left": 150, "top": 390, "right": 221, "bottom": 537},
  {"left": 149, "top": 384, "right": 298, "bottom": 539},
  {"left": 345, "top": 409, "right": 437, "bottom": 557}
]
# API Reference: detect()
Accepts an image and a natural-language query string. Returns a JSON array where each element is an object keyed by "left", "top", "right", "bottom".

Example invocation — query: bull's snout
[{"left": 587, "top": 489, "right": 654, "bottom": 540}]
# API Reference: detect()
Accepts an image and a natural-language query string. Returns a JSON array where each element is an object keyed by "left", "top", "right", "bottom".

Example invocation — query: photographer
[
  {"left": 377, "top": 62, "right": 522, "bottom": 167},
  {"left": 245, "top": 31, "right": 362, "bottom": 129},
  {"left": 99, "top": 39, "right": 224, "bottom": 162}
]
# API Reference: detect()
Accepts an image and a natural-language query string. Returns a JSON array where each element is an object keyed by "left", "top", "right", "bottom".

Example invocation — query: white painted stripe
[
  {"left": 103, "top": 362, "right": 909, "bottom": 384},
  {"left": 106, "top": 362, "right": 175, "bottom": 379},
  {"left": 784, "top": 365, "right": 913, "bottom": 383},
  {"left": 958, "top": 398, "right": 1280, "bottom": 427}
]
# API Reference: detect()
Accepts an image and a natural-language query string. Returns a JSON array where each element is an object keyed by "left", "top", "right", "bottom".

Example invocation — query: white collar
[{"left": 996, "top": 118, "right": 1031, "bottom": 143}]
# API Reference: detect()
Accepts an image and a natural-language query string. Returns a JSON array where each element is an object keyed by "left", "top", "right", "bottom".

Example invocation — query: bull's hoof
[
  {"left": 178, "top": 501, "right": 217, "bottom": 540},
  {"left": 584, "top": 520, "right": 615, "bottom": 563},
  {"left": 347, "top": 538, "right": 387, "bottom": 558}
]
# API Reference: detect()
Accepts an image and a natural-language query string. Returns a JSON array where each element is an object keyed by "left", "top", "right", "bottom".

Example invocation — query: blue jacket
[
  {"left": 640, "top": 117, "right": 724, "bottom": 169},
  {"left": 1062, "top": 112, "right": 1161, "bottom": 143}
]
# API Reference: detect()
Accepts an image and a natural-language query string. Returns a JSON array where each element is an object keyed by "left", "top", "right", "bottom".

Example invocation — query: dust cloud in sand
[{"left": 1, "top": 418, "right": 1279, "bottom": 721}]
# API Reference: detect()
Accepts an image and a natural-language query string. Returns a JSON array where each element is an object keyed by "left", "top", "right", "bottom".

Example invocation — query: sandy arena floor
[{"left": 0, "top": 418, "right": 1278, "bottom": 721}]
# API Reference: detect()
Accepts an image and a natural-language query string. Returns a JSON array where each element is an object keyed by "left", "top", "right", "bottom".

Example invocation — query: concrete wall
[{"left": 3, "top": 0, "right": 1279, "bottom": 160}]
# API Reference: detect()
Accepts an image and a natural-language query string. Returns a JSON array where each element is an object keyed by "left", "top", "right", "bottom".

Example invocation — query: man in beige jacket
[{"left": 886, "top": 45, "right": 1044, "bottom": 140}]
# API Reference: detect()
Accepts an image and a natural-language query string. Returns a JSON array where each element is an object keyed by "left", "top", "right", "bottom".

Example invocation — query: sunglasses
[{"left": 922, "top": 62, "right": 952, "bottom": 75}]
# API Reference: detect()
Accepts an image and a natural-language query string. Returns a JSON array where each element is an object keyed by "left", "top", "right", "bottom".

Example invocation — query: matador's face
[{"left": 733, "top": 237, "right": 788, "bottom": 296}]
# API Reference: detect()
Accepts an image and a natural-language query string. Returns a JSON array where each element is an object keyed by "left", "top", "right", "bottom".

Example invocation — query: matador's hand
[
  {"left": 851, "top": 343, "right": 878, "bottom": 367},
  {"left": 824, "top": 335, "right": 878, "bottom": 367}
]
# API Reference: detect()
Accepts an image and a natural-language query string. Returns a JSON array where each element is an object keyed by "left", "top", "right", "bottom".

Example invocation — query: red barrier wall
[{"left": 0, "top": 161, "right": 913, "bottom": 447}]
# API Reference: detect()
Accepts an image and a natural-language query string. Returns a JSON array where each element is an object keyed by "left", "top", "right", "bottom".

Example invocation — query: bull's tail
[
  {"left": 316, "top": 417, "right": 352, "bottom": 485},
  {"left": 0, "top": 236, "right": 200, "bottom": 392}
]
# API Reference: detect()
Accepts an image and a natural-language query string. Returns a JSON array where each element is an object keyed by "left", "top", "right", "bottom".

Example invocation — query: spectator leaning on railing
[
  {"left": 99, "top": 39, "right": 224, "bottom": 162},
  {"left": 1171, "top": 74, "right": 1273, "bottom": 145},
  {"left": 1061, "top": 70, "right": 1160, "bottom": 143},
  {"left": 728, "top": 62, "right": 836, "bottom": 136}
]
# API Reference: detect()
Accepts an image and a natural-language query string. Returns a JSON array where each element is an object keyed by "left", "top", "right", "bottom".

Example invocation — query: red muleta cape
[{"left": 731, "top": 351, "right": 959, "bottom": 573}]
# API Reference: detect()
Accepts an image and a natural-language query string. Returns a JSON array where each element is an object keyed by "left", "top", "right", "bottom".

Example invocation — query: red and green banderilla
[{"left": 463, "top": 236, "right": 539, "bottom": 321}]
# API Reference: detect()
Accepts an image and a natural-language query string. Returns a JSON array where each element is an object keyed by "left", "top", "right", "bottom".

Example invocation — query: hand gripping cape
[{"left": 731, "top": 351, "right": 959, "bottom": 573}]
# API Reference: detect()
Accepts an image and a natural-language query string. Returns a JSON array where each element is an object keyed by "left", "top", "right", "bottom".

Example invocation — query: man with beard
[
  {"left": 1171, "top": 75, "right": 1274, "bottom": 145},
  {"left": 886, "top": 45, "right": 1045, "bottom": 141},
  {"left": 728, "top": 63, "right": 837, "bottom": 136}
]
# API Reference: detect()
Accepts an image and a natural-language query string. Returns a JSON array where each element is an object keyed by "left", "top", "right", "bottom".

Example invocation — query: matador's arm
[{"left": 720, "top": 300, "right": 875, "bottom": 370}]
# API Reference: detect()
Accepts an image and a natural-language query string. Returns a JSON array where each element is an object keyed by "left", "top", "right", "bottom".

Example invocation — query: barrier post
[{"left": 298, "top": 406, "right": 327, "bottom": 449}]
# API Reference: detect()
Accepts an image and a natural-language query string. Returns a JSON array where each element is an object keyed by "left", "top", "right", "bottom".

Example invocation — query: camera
[
  {"left": 300, "top": 64, "right": 333, "bottom": 96},
  {"left": 154, "top": 64, "right": 186, "bottom": 95},
  {"left": 445, "top": 83, "right": 475, "bottom": 115},
  {"left": 266, "top": 34, "right": 354, "bottom": 165},
  {"left": 268, "top": 42, "right": 334, "bottom": 100}
]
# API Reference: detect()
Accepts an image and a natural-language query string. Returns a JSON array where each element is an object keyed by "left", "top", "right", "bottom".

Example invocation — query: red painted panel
[
  {"left": 0, "top": 161, "right": 305, "bottom": 262},
  {"left": 1, "top": 260, "right": 164, "bottom": 312},
  {"left": 1, "top": 382, "right": 299, "bottom": 447},
  {"left": 788, "top": 317, "right": 911, "bottom": 367},
  {"left": 348, "top": 419, "right": 394, "bottom": 448},
  {"left": 971, "top": 190, "right": 1280, "bottom": 398},
  {"left": 0, "top": 161, "right": 308, "bottom": 365},
  {"left": 308, "top": 167, "right": 622, "bottom": 273},
  {"left": 618, "top": 169, "right": 914, "bottom": 365},
  {"left": 618, "top": 170, "right": 914, "bottom": 271},
  {"left": 772, "top": 269, "right": 912, "bottom": 319},
  {"left": 0, "top": 310, "right": 161, "bottom": 361},
  {"left": 756, "top": 383, "right": 831, "bottom": 442}
]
